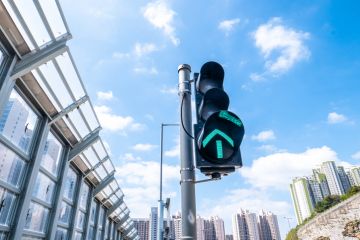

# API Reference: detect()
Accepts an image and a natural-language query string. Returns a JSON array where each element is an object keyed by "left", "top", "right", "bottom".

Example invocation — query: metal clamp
[
  {"left": 178, "top": 82, "right": 191, "bottom": 93},
  {"left": 180, "top": 167, "right": 194, "bottom": 173}
]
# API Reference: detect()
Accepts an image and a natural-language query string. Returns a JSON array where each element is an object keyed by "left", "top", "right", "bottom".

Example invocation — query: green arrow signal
[
  {"left": 216, "top": 140, "right": 223, "bottom": 159},
  {"left": 202, "top": 129, "right": 234, "bottom": 148}
]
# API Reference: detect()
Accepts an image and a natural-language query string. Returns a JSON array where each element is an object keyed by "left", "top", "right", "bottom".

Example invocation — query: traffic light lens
[{"left": 197, "top": 111, "right": 244, "bottom": 163}]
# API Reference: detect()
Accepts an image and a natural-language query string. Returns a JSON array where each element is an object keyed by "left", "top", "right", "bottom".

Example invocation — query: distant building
[
  {"left": 349, "top": 167, "right": 360, "bottom": 186},
  {"left": 308, "top": 177, "right": 323, "bottom": 204},
  {"left": 313, "top": 169, "right": 330, "bottom": 198},
  {"left": 232, "top": 209, "right": 260, "bottom": 240},
  {"left": 258, "top": 210, "right": 281, "bottom": 240},
  {"left": 133, "top": 218, "right": 149, "bottom": 240},
  {"left": 320, "top": 161, "right": 344, "bottom": 195},
  {"left": 197, "top": 216, "right": 206, "bottom": 240},
  {"left": 149, "top": 207, "right": 158, "bottom": 240},
  {"left": 211, "top": 216, "right": 225, "bottom": 240},
  {"left": 337, "top": 166, "right": 351, "bottom": 193},
  {"left": 347, "top": 171, "right": 356, "bottom": 187},
  {"left": 173, "top": 212, "right": 182, "bottom": 240},
  {"left": 290, "top": 177, "right": 314, "bottom": 224}
]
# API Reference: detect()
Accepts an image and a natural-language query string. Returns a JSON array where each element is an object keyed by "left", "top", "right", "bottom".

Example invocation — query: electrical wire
[{"left": 180, "top": 94, "right": 195, "bottom": 139}]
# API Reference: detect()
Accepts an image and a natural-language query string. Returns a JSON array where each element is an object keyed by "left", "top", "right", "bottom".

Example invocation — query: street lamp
[
  {"left": 158, "top": 123, "right": 179, "bottom": 240},
  {"left": 283, "top": 216, "right": 292, "bottom": 231}
]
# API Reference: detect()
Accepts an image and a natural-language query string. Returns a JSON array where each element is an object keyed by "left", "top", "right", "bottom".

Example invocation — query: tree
[
  {"left": 285, "top": 228, "right": 299, "bottom": 240},
  {"left": 315, "top": 195, "right": 341, "bottom": 213}
]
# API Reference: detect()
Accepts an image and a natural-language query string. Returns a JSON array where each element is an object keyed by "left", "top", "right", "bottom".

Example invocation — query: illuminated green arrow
[{"left": 202, "top": 129, "right": 234, "bottom": 148}]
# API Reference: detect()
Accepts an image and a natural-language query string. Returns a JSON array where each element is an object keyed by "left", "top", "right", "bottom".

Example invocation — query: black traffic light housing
[{"left": 194, "top": 61, "right": 245, "bottom": 176}]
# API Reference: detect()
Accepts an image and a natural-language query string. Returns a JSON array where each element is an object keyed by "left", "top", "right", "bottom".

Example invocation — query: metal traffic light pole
[{"left": 178, "top": 64, "right": 197, "bottom": 240}]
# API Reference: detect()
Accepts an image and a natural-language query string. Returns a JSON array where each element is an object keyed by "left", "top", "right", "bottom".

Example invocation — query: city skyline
[{"left": 133, "top": 207, "right": 281, "bottom": 240}]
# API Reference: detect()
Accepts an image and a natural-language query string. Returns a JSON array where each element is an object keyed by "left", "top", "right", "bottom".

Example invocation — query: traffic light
[{"left": 194, "top": 61, "right": 245, "bottom": 176}]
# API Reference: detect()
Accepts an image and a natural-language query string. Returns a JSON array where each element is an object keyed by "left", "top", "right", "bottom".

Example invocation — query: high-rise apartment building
[
  {"left": 211, "top": 216, "right": 225, "bottom": 240},
  {"left": 320, "top": 161, "right": 344, "bottom": 195},
  {"left": 173, "top": 212, "right": 182, "bottom": 240},
  {"left": 313, "top": 169, "right": 330, "bottom": 197},
  {"left": 308, "top": 177, "right": 323, "bottom": 204},
  {"left": 347, "top": 171, "right": 356, "bottom": 187},
  {"left": 349, "top": 167, "right": 360, "bottom": 186},
  {"left": 149, "top": 207, "right": 158, "bottom": 240},
  {"left": 197, "top": 215, "right": 226, "bottom": 240},
  {"left": 232, "top": 210, "right": 260, "bottom": 240},
  {"left": 232, "top": 211, "right": 248, "bottom": 240},
  {"left": 197, "top": 216, "right": 206, "bottom": 240},
  {"left": 337, "top": 166, "right": 351, "bottom": 193},
  {"left": 258, "top": 210, "right": 281, "bottom": 240},
  {"left": 133, "top": 218, "right": 150, "bottom": 240},
  {"left": 290, "top": 177, "right": 314, "bottom": 224}
]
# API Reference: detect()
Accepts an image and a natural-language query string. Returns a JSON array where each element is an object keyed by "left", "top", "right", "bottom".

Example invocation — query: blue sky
[{"left": 61, "top": 0, "right": 360, "bottom": 237}]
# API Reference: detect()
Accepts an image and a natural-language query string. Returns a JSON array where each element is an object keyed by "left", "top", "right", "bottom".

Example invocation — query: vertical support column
[
  {"left": 9, "top": 119, "right": 50, "bottom": 239},
  {"left": 112, "top": 222, "right": 116, "bottom": 240},
  {"left": 0, "top": 55, "right": 17, "bottom": 116},
  {"left": 178, "top": 64, "right": 196, "bottom": 240},
  {"left": 100, "top": 210, "right": 108, "bottom": 240},
  {"left": 93, "top": 201, "right": 101, "bottom": 240},
  {"left": 48, "top": 147, "right": 71, "bottom": 240},
  {"left": 84, "top": 191, "right": 95, "bottom": 240},
  {"left": 69, "top": 177, "right": 84, "bottom": 239}
]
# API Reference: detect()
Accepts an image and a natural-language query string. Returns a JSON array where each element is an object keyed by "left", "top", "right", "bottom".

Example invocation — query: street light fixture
[{"left": 158, "top": 123, "right": 179, "bottom": 240}]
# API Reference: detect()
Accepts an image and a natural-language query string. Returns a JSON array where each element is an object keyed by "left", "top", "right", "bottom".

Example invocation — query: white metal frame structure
[{"left": 0, "top": 1, "right": 139, "bottom": 239}]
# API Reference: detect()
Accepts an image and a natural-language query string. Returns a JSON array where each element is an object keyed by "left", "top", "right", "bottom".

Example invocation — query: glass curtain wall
[
  {"left": 0, "top": 87, "right": 40, "bottom": 239},
  {"left": 74, "top": 181, "right": 90, "bottom": 239},
  {"left": 55, "top": 167, "right": 79, "bottom": 240},
  {"left": 23, "top": 132, "right": 64, "bottom": 239}
]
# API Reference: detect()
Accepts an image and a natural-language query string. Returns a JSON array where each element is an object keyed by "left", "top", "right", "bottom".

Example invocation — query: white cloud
[
  {"left": 160, "top": 86, "right": 177, "bottom": 95},
  {"left": 327, "top": 112, "right": 347, "bottom": 124},
  {"left": 112, "top": 52, "right": 131, "bottom": 59},
  {"left": 218, "top": 18, "right": 240, "bottom": 35},
  {"left": 115, "top": 161, "right": 179, "bottom": 217},
  {"left": 352, "top": 151, "right": 360, "bottom": 160},
  {"left": 165, "top": 139, "right": 180, "bottom": 158},
  {"left": 134, "top": 42, "right": 158, "bottom": 57},
  {"left": 202, "top": 188, "right": 291, "bottom": 219},
  {"left": 120, "top": 153, "right": 142, "bottom": 161},
  {"left": 251, "top": 130, "right": 276, "bottom": 142},
  {"left": 240, "top": 146, "right": 347, "bottom": 190},
  {"left": 257, "top": 144, "right": 278, "bottom": 153},
  {"left": 143, "top": 0, "right": 179, "bottom": 46},
  {"left": 94, "top": 105, "right": 144, "bottom": 133},
  {"left": 113, "top": 42, "right": 158, "bottom": 60},
  {"left": 133, "top": 67, "right": 158, "bottom": 75},
  {"left": 132, "top": 143, "right": 157, "bottom": 151},
  {"left": 253, "top": 17, "right": 310, "bottom": 74},
  {"left": 145, "top": 114, "right": 155, "bottom": 121},
  {"left": 249, "top": 72, "right": 266, "bottom": 82},
  {"left": 96, "top": 91, "right": 114, "bottom": 101}
]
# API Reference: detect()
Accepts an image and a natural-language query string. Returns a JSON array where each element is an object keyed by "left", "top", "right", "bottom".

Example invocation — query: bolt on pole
[{"left": 178, "top": 64, "right": 197, "bottom": 240}]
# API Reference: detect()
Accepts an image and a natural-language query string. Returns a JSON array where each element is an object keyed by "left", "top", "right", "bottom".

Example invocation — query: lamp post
[
  {"left": 158, "top": 123, "right": 179, "bottom": 240},
  {"left": 283, "top": 216, "right": 292, "bottom": 231}
]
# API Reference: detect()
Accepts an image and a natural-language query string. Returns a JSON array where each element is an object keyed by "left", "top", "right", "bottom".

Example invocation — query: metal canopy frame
[{"left": 1, "top": 1, "right": 138, "bottom": 239}]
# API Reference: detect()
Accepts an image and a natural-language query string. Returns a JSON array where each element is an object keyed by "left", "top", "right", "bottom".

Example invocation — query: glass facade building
[{"left": 0, "top": 1, "right": 139, "bottom": 240}]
